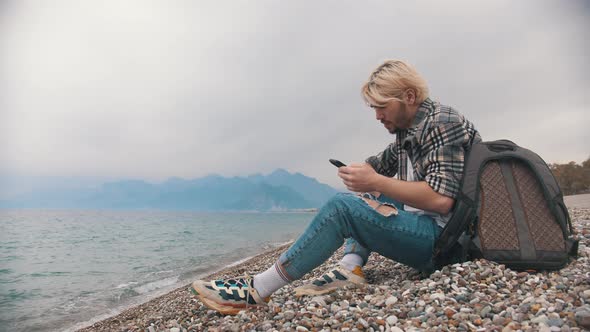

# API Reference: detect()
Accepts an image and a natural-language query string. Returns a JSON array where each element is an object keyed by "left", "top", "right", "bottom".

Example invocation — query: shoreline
[
  {"left": 76, "top": 243, "right": 295, "bottom": 332},
  {"left": 69, "top": 241, "right": 294, "bottom": 332},
  {"left": 78, "top": 205, "right": 590, "bottom": 331}
]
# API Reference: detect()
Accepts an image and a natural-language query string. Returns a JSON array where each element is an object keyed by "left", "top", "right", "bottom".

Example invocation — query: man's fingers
[
  {"left": 339, "top": 165, "right": 361, "bottom": 175},
  {"left": 340, "top": 163, "right": 365, "bottom": 172},
  {"left": 343, "top": 181, "right": 361, "bottom": 191},
  {"left": 338, "top": 166, "right": 353, "bottom": 174},
  {"left": 346, "top": 185, "right": 360, "bottom": 192},
  {"left": 341, "top": 178, "right": 353, "bottom": 188},
  {"left": 339, "top": 173, "right": 353, "bottom": 181}
]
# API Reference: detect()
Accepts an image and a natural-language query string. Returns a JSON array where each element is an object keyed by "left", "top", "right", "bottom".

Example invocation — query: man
[{"left": 190, "top": 59, "right": 482, "bottom": 315}]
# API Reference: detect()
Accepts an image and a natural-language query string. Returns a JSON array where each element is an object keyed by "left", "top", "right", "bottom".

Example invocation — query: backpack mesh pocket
[
  {"left": 478, "top": 161, "right": 519, "bottom": 251},
  {"left": 512, "top": 161, "right": 565, "bottom": 252}
]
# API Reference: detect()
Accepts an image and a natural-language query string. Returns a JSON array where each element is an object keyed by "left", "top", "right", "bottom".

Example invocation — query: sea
[{"left": 0, "top": 209, "right": 315, "bottom": 332}]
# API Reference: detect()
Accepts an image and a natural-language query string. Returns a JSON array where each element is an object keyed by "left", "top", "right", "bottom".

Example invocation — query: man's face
[{"left": 371, "top": 100, "right": 412, "bottom": 134}]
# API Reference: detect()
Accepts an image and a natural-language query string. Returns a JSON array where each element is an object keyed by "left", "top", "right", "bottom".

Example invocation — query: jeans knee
[
  {"left": 314, "top": 193, "right": 354, "bottom": 232},
  {"left": 324, "top": 193, "right": 353, "bottom": 210},
  {"left": 316, "top": 194, "right": 353, "bottom": 219}
]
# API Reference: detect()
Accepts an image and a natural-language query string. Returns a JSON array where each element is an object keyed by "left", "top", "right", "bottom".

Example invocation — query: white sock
[
  {"left": 339, "top": 253, "right": 364, "bottom": 271},
  {"left": 253, "top": 262, "right": 290, "bottom": 298}
]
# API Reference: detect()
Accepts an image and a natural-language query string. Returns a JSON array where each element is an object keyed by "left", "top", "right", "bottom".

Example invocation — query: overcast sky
[{"left": 1, "top": 0, "right": 588, "bottom": 189}]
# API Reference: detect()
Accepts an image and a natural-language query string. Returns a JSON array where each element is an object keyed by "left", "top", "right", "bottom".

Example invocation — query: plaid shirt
[{"left": 366, "top": 98, "right": 481, "bottom": 199}]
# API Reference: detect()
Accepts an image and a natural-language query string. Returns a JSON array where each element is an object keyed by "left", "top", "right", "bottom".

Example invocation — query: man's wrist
[{"left": 372, "top": 173, "right": 388, "bottom": 193}]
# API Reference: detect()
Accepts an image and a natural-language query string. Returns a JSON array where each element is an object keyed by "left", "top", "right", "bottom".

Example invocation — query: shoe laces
[
  {"left": 221, "top": 273, "right": 268, "bottom": 309},
  {"left": 226, "top": 273, "right": 254, "bottom": 308},
  {"left": 244, "top": 273, "right": 253, "bottom": 309}
]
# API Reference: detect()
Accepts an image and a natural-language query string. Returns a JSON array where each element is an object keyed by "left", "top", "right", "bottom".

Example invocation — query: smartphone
[{"left": 329, "top": 159, "right": 347, "bottom": 168}]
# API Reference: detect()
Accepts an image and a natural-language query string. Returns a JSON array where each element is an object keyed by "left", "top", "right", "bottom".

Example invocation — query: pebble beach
[{"left": 78, "top": 198, "right": 590, "bottom": 332}]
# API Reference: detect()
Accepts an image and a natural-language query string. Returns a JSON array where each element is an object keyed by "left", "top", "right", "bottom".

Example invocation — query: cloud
[{"left": 1, "top": 0, "right": 588, "bottom": 188}]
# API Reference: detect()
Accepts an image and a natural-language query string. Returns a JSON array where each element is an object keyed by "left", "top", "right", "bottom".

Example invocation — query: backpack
[{"left": 433, "top": 139, "right": 578, "bottom": 271}]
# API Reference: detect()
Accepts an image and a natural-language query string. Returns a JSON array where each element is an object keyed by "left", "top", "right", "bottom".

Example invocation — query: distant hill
[
  {"left": 248, "top": 169, "right": 340, "bottom": 207},
  {"left": 0, "top": 169, "right": 341, "bottom": 211}
]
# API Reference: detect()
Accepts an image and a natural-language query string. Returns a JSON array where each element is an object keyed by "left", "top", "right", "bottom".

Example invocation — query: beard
[
  {"left": 387, "top": 102, "right": 410, "bottom": 134},
  {"left": 386, "top": 124, "right": 396, "bottom": 134},
  {"left": 377, "top": 102, "right": 413, "bottom": 134}
]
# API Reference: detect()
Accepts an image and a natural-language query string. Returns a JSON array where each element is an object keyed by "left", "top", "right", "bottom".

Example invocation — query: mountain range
[{"left": 0, "top": 169, "right": 341, "bottom": 211}]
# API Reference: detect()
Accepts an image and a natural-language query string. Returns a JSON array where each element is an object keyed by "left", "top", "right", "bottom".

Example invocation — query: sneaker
[
  {"left": 190, "top": 274, "right": 270, "bottom": 315},
  {"left": 293, "top": 265, "right": 366, "bottom": 297}
]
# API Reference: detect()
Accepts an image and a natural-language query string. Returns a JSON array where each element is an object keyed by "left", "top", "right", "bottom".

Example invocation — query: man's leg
[
  {"left": 339, "top": 238, "right": 370, "bottom": 270},
  {"left": 257, "top": 192, "right": 438, "bottom": 298},
  {"left": 191, "top": 193, "right": 440, "bottom": 313},
  {"left": 339, "top": 194, "right": 404, "bottom": 270}
]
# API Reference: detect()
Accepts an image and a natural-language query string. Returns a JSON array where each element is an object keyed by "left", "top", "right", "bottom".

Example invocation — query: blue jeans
[{"left": 277, "top": 193, "right": 442, "bottom": 280}]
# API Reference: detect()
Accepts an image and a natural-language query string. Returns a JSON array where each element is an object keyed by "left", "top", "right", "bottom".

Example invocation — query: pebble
[
  {"left": 532, "top": 314, "right": 548, "bottom": 324},
  {"left": 492, "top": 315, "right": 505, "bottom": 325},
  {"left": 430, "top": 293, "right": 445, "bottom": 302},
  {"left": 523, "top": 296, "right": 535, "bottom": 304},
  {"left": 311, "top": 296, "right": 327, "bottom": 307},
  {"left": 358, "top": 318, "right": 369, "bottom": 328},
  {"left": 341, "top": 300, "right": 350, "bottom": 309},
  {"left": 547, "top": 318, "right": 564, "bottom": 327},
  {"left": 283, "top": 310, "right": 296, "bottom": 320},
  {"left": 385, "top": 296, "right": 398, "bottom": 306},
  {"left": 407, "top": 310, "right": 422, "bottom": 318},
  {"left": 386, "top": 315, "right": 398, "bottom": 325},
  {"left": 575, "top": 310, "right": 590, "bottom": 329}
]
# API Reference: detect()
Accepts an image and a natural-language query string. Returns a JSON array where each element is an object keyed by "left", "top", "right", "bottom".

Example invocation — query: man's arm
[
  {"left": 338, "top": 163, "right": 455, "bottom": 215},
  {"left": 365, "top": 142, "right": 399, "bottom": 178},
  {"left": 373, "top": 174, "right": 455, "bottom": 215}
]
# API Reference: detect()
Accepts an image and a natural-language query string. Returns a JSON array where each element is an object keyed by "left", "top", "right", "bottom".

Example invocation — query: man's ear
[{"left": 404, "top": 89, "right": 416, "bottom": 105}]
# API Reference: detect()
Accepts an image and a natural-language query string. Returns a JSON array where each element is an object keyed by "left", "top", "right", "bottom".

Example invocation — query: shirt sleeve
[
  {"left": 365, "top": 142, "right": 399, "bottom": 178},
  {"left": 421, "top": 121, "right": 471, "bottom": 198}
]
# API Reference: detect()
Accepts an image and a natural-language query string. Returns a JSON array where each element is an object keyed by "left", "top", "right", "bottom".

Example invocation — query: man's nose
[{"left": 375, "top": 110, "right": 384, "bottom": 120}]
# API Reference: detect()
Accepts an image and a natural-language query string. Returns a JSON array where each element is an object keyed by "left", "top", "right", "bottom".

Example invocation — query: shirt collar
[
  {"left": 408, "top": 97, "right": 435, "bottom": 131},
  {"left": 400, "top": 97, "right": 435, "bottom": 151}
]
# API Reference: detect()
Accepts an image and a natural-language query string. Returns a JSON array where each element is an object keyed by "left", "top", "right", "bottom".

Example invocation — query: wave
[
  {"left": 116, "top": 288, "right": 140, "bottom": 301},
  {"left": 132, "top": 276, "right": 179, "bottom": 295},
  {"left": 1, "top": 288, "right": 39, "bottom": 303},
  {"left": 30, "top": 271, "right": 72, "bottom": 277},
  {"left": 115, "top": 281, "right": 138, "bottom": 289}
]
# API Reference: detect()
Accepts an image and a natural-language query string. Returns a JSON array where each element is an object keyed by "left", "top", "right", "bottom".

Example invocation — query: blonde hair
[{"left": 361, "top": 59, "right": 429, "bottom": 107}]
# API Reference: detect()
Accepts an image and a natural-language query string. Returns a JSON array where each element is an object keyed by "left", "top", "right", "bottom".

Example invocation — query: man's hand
[
  {"left": 338, "top": 163, "right": 455, "bottom": 215},
  {"left": 338, "top": 163, "right": 382, "bottom": 192}
]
